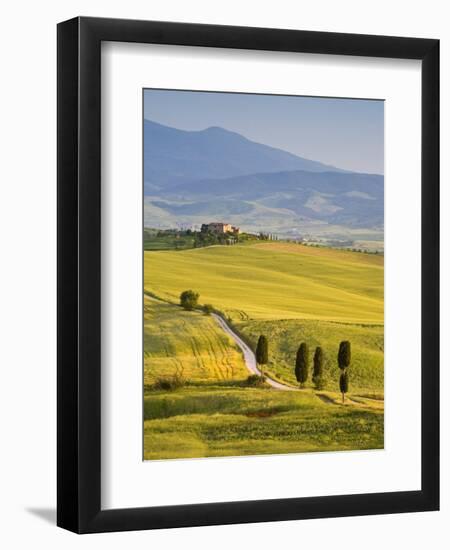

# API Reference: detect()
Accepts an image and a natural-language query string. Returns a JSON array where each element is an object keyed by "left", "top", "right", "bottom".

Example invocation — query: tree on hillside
[
  {"left": 338, "top": 341, "right": 351, "bottom": 370},
  {"left": 179, "top": 290, "right": 199, "bottom": 311},
  {"left": 339, "top": 370, "right": 349, "bottom": 403},
  {"left": 295, "top": 342, "right": 309, "bottom": 388},
  {"left": 255, "top": 335, "right": 269, "bottom": 377},
  {"left": 312, "top": 346, "right": 325, "bottom": 390}
]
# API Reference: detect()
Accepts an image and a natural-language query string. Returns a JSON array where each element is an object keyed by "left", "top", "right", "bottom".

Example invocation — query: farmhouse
[{"left": 201, "top": 222, "right": 240, "bottom": 234}]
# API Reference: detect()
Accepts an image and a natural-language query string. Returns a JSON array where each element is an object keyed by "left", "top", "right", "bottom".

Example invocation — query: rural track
[
  {"left": 146, "top": 293, "right": 295, "bottom": 392},
  {"left": 211, "top": 313, "right": 296, "bottom": 391}
]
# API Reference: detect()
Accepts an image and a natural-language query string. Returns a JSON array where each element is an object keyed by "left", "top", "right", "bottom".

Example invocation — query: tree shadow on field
[{"left": 26, "top": 507, "right": 56, "bottom": 525}]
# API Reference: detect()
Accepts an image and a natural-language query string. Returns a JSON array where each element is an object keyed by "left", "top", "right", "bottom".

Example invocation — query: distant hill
[
  {"left": 152, "top": 169, "right": 383, "bottom": 229},
  {"left": 143, "top": 119, "right": 383, "bottom": 238},
  {"left": 144, "top": 119, "right": 345, "bottom": 192}
]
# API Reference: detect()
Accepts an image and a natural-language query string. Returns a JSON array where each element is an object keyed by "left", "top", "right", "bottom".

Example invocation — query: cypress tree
[
  {"left": 338, "top": 341, "right": 351, "bottom": 370},
  {"left": 312, "top": 346, "right": 324, "bottom": 389},
  {"left": 339, "top": 370, "right": 349, "bottom": 403},
  {"left": 255, "top": 335, "right": 268, "bottom": 377},
  {"left": 295, "top": 342, "right": 309, "bottom": 388}
]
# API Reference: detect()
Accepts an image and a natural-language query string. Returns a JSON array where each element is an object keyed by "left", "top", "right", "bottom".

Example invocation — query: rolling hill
[
  {"left": 159, "top": 169, "right": 384, "bottom": 228},
  {"left": 143, "top": 242, "right": 384, "bottom": 459},
  {"left": 144, "top": 295, "right": 248, "bottom": 386},
  {"left": 143, "top": 120, "right": 383, "bottom": 238},
  {"left": 144, "top": 242, "right": 384, "bottom": 392},
  {"left": 143, "top": 119, "right": 385, "bottom": 460},
  {"left": 144, "top": 241, "right": 384, "bottom": 392},
  {"left": 144, "top": 242, "right": 384, "bottom": 325}
]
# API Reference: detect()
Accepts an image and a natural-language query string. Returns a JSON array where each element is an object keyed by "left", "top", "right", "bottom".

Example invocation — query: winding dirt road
[{"left": 211, "top": 313, "right": 296, "bottom": 391}]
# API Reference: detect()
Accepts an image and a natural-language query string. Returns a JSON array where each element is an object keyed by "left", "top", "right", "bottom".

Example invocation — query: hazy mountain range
[{"left": 144, "top": 119, "right": 384, "bottom": 240}]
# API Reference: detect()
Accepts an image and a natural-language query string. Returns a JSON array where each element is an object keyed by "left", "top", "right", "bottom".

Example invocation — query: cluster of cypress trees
[
  {"left": 295, "top": 344, "right": 325, "bottom": 390},
  {"left": 295, "top": 340, "right": 351, "bottom": 399},
  {"left": 255, "top": 335, "right": 351, "bottom": 400}
]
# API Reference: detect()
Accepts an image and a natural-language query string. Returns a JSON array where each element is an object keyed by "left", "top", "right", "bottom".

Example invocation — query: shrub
[
  {"left": 246, "top": 374, "right": 267, "bottom": 387},
  {"left": 202, "top": 303, "right": 214, "bottom": 315},
  {"left": 152, "top": 374, "right": 186, "bottom": 391},
  {"left": 180, "top": 290, "right": 199, "bottom": 310}
]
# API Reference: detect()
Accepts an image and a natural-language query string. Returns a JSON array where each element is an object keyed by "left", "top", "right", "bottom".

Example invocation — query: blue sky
[{"left": 144, "top": 89, "right": 384, "bottom": 174}]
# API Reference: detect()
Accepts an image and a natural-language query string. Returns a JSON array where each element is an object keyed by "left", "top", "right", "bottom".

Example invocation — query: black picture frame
[{"left": 57, "top": 16, "right": 439, "bottom": 534}]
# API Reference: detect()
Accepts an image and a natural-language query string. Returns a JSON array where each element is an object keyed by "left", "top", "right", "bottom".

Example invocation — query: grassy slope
[
  {"left": 239, "top": 318, "right": 383, "bottom": 392},
  {"left": 145, "top": 242, "right": 384, "bottom": 391},
  {"left": 144, "top": 233, "right": 196, "bottom": 251},
  {"left": 143, "top": 242, "right": 384, "bottom": 459},
  {"left": 144, "top": 386, "right": 384, "bottom": 460},
  {"left": 144, "top": 296, "right": 248, "bottom": 386},
  {"left": 144, "top": 242, "right": 383, "bottom": 324}
]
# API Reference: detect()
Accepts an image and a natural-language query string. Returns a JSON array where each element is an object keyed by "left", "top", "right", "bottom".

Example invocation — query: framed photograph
[{"left": 57, "top": 17, "right": 439, "bottom": 533}]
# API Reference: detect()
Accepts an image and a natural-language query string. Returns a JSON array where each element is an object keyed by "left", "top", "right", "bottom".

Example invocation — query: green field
[
  {"left": 143, "top": 241, "right": 384, "bottom": 459},
  {"left": 144, "top": 385, "right": 384, "bottom": 460},
  {"left": 239, "top": 318, "right": 383, "bottom": 392},
  {"left": 145, "top": 242, "right": 383, "bottom": 324},
  {"left": 144, "top": 229, "right": 196, "bottom": 251},
  {"left": 144, "top": 296, "right": 248, "bottom": 386}
]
